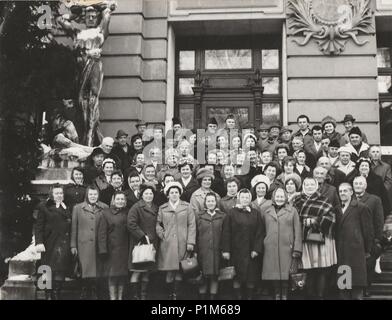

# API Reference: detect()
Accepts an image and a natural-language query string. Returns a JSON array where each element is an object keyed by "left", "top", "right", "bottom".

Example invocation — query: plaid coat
[{"left": 293, "top": 192, "right": 336, "bottom": 238}]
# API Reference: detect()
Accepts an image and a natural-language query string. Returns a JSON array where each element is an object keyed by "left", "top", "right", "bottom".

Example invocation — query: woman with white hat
[
  {"left": 156, "top": 181, "right": 196, "bottom": 300},
  {"left": 250, "top": 174, "right": 272, "bottom": 213}
]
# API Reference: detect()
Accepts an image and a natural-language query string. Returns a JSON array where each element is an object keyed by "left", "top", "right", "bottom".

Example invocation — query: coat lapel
[
  {"left": 265, "top": 206, "right": 278, "bottom": 221},
  {"left": 340, "top": 200, "right": 357, "bottom": 226}
]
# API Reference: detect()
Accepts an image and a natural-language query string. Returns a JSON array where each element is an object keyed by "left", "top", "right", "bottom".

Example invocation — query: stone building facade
[{"left": 52, "top": 0, "right": 392, "bottom": 147}]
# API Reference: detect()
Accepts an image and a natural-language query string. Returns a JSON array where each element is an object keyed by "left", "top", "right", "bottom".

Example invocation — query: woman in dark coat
[
  {"left": 219, "top": 177, "right": 240, "bottom": 214},
  {"left": 355, "top": 158, "right": 391, "bottom": 217},
  {"left": 221, "top": 188, "right": 265, "bottom": 300},
  {"left": 128, "top": 184, "right": 159, "bottom": 300},
  {"left": 35, "top": 184, "right": 72, "bottom": 300},
  {"left": 178, "top": 163, "right": 199, "bottom": 203},
  {"left": 196, "top": 192, "right": 226, "bottom": 300},
  {"left": 64, "top": 167, "right": 86, "bottom": 212},
  {"left": 99, "top": 170, "right": 124, "bottom": 206},
  {"left": 98, "top": 191, "right": 129, "bottom": 300},
  {"left": 71, "top": 186, "right": 108, "bottom": 299}
]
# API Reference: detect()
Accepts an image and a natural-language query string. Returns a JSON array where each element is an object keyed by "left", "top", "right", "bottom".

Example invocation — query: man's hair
[
  {"left": 339, "top": 182, "right": 353, "bottom": 191},
  {"left": 297, "top": 114, "right": 310, "bottom": 123},
  {"left": 312, "top": 125, "right": 323, "bottom": 133}
]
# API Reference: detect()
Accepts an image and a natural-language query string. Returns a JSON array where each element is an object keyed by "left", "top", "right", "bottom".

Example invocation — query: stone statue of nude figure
[{"left": 56, "top": 0, "right": 117, "bottom": 146}]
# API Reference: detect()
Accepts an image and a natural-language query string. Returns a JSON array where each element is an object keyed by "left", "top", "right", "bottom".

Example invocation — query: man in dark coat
[
  {"left": 369, "top": 145, "right": 392, "bottom": 205},
  {"left": 112, "top": 129, "right": 133, "bottom": 174},
  {"left": 304, "top": 125, "right": 325, "bottom": 169},
  {"left": 124, "top": 172, "right": 141, "bottom": 209},
  {"left": 84, "top": 147, "right": 105, "bottom": 185},
  {"left": 353, "top": 176, "right": 384, "bottom": 297},
  {"left": 317, "top": 157, "right": 347, "bottom": 190},
  {"left": 35, "top": 185, "right": 72, "bottom": 300},
  {"left": 336, "top": 183, "right": 373, "bottom": 300}
]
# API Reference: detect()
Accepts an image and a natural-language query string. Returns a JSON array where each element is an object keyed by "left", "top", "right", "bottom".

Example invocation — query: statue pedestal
[{"left": 0, "top": 260, "right": 37, "bottom": 300}]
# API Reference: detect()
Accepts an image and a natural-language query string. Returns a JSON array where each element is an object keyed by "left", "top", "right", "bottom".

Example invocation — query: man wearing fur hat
[
  {"left": 340, "top": 114, "right": 368, "bottom": 146},
  {"left": 344, "top": 127, "right": 369, "bottom": 163}
]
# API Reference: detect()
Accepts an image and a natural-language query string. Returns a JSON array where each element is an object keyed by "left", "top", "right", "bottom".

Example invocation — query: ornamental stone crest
[{"left": 287, "top": 0, "right": 375, "bottom": 55}]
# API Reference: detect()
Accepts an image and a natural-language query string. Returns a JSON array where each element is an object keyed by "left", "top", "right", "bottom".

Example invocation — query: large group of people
[{"left": 34, "top": 113, "right": 392, "bottom": 300}]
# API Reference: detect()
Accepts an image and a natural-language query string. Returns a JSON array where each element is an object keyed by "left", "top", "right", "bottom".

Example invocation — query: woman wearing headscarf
[
  {"left": 64, "top": 167, "right": 87, "bottom": 212},
  {"left": 195, "top": 192, "right": 226, "bottom": 300},
  {"left": 221, "top": 189, "right": 265, "bottom": 300},
  {"left": 35, "top": 184, "right": 72, "bottom": 300},
  {"left": 128, "top": 183, "right": 159, "bottom": 300},
  {"left": 262, "top": 187, "right": 302, "bottom": 300},
  {"left": 98, "top": 191, "right": 129, "bottom": 300},
  {"left": 293, "top": 177, "right": 337, "bottom": 300},
  {"left": 156, "top": 181, "right": 196, "bottom": 300},
  {"left": 250, "top": 174, "right": 272, "bottom": 213},
  {"left": 189, "top": 167, "right": 221, "bottom": 216},
  {"left": 71, "top": 185, "right": 108, "bottom": 299}
]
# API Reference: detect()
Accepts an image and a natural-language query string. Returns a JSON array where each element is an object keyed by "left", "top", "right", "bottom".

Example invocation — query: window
[
  {"left": 175, "top": 37, "right": 282, "bottom": 128},
  {"left": 205, "top": 49, "right": 252, "bottom": 70},
  {"left": 377, "top": 46, "right": 392, "bottom": 146}
]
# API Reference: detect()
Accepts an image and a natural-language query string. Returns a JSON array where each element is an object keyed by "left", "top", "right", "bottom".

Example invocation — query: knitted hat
[
  {"left": 329, "top": 139, "right": 340, "bottom": 148},
  {"left": 116, "top": 129, "right": 128, "bottom": 139},
  {"left": 102, "top": 158, "right": 116, "bottom": 167},
  {"left": 196, "top": 167, "right": 215, "bottom": 181},
  {"left": 284, "top": 173, "right": 302, "bottom": 190},
  {"left": 337, "top": 146, "right": 352, "bottom": 154},
  {"left": 321, "top": 116, "right": 337, "bottom": 129},
  {"left": 164, "top": 181, "right": 183, "bottom": 196},
  {"left": 251, "top": 174, "right": 271, "bottom": 189},
  {"left": 208, "top": 117, "right": 218, "bottom": 125},
  {"left": 349, "top": 126, "right": 362, "bottom": 137}
]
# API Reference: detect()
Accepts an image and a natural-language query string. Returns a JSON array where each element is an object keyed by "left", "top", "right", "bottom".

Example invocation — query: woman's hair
[
  {"left": 237, "top": 188, "right": 252, "bottom": 198},
  {"left": 165, "top": 185, "right": 182, "bottom": 197},
  {"left": 85, "top": 185, "right": 100, "bottom": 202},
  {"left": 131, "top": 133, "right": 143, "bottom": 146},
  {"left": 282, "top": 156, "right": 296, "bottom": 167},
  {"left": 110, "top": 170, "right": 124, "bottom": 181},
  {"left": 132, "top": 151, "right": 144, "bottom": 164},
  {"left": 225, "top": 177, "right": 241, "bottom": 191},
  {"left": 70, "top": 166, "right": 84, "bottom": 182},
  {"left": 204, "top": 192, "right": 218, "bottom": 209},
  {"left": 276, "top": 144, "right": 289, "bottom": 154},
  {"left": 163, "top": 173, "right": 174, "bottom": 184},
  {"left": 139, "top": 184, "right": 156, "bottom": 199},
  {"left": 112, "top": 190, "right": 126, "bottom": 202},
  {"left": 142, "top": 164, "right": 156, "bottom": 176},
  {"left": 356, "top": 157, "right": 372, "bottom": 171},
  {"left": 264, "top": 162, "right": 279, "bottom": 173},
  {"left": 178, "top": 162, "right": 193, "bottom": 172},
  {"left": 285, "top": 178, "right": 299, "bottom": 192},
  {"left": 231, "top": 135, "right": 242, "bottom": 146},
  {"left": 271, "top": 187, "right": 288, "bottom": 206},
  {"left": 48, "top": 183, "right": 64, "bottom": 200}
]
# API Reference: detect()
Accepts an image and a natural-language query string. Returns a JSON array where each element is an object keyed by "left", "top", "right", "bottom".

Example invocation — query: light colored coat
[
  {"left": 156, "top": 200, "right": 196, "bottom": 271},
  {"left": 261, "top": 204, "right": 302, "bottom": 280},
  {"left": 71, "top": 201, "right": 108, "bottom": 278}
]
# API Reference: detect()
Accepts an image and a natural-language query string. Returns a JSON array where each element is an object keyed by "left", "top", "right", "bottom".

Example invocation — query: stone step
[
  {"left": 369, "top": 282, "right": 392, "bottom": 295},
  {"left": 374, "top": 271, "right": 392, "bottom": 282},
  {"left": 364, "top": 295, "right": 392, "bottom": 300}
]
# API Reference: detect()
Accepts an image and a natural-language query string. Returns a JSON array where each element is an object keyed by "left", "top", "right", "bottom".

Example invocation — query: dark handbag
[
  {"left": 180, "top": 252, "right": 199, "bottom": 275},
  {"left": 72, "top": 256, "right": 82, "bottom": 279},
  {"left": 303, "top": 225, "right": 325, "bottom": 244},
  {"left": 218, "top": 259, "right": 236, "bottom": 282},
  {"left": 289, "top": 259, "right": 307, "bottom": 291}
]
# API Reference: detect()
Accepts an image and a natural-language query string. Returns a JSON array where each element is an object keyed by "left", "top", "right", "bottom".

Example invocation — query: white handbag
[{"left": 132, "top": 236, "right": 156, "bottom": 264}]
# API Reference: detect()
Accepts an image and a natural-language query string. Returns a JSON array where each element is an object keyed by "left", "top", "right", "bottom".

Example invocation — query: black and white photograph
[{"left": 0, "top": 0, "right": 392, "bottom": 306}]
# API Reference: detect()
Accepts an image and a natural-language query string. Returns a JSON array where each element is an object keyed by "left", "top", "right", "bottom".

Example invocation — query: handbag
[
  {"left": 218, "top": 259, "right": 236, "bottom": 282},
  {"left": 71, "top": 256, "right": 82, "bottom": 279},
  {"left": 303, "top": 225, "right": 325, "bottom": 244},
  {"left": 132, "top": 236, "right": 156, "bottom": 264},
  {"left": 289, "top": 259, "right": 307, "bottom": 291},
  {"left": 180, "top": 252, "right": 199, "bottom": 275}
]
